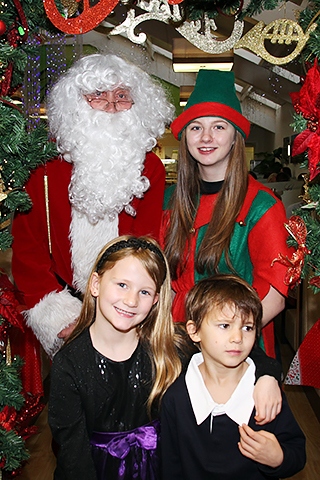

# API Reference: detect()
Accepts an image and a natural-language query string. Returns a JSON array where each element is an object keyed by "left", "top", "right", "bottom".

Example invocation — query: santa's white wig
[
  {"left": 46, "top": 54, "right": 175, "bottom": 225},
  {"left": 47, "top": 53, "right": 174, "bottom": 159}
]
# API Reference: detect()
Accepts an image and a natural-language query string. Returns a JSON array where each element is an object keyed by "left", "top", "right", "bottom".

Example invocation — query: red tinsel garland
[{"left": 43, "top": 0, "right": 119, "bottom": 34}]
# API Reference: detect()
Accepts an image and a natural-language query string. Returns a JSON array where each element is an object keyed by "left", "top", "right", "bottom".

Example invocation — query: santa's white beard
[
  {"left": 67, "top": 107, "right": 154, "bottom": 225},
  {"left": 65, "top": 106, "right": 157, "bottom": 291}
]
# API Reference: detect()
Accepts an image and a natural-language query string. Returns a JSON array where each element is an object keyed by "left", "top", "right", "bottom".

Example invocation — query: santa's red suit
[{"left": 12, "top": 152, "right": 165, "bottom": 357}]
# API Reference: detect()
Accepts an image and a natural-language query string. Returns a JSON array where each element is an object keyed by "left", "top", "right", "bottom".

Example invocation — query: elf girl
[{"left": 161, "top": 69, "right": 292, "bottom": 362}]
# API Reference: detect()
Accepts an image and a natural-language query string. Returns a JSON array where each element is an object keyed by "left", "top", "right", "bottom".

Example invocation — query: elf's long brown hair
[{"left": 164, "top": 129, "right": 248, "bottom": 280}]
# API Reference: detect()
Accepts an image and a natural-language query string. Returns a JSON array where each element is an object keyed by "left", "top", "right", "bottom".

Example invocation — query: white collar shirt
[{"left": 185, "top": 352, "right": 255, "bottom": 429}]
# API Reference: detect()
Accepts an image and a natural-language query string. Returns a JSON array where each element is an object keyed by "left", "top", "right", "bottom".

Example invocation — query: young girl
[
  {"left": 161, "top": 69, "right": 292, "bottom": 360},
  {"left": 161, "top": 275, "right": 306, "bottom": 480},
  {"left": 48, "top": 235, "right": 183, "bottom": 480}
]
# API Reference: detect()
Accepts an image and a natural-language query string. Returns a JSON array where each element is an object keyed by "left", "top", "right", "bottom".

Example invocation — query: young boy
[{"left": 161, "top": 275, "right": 306, "bottom": 480}]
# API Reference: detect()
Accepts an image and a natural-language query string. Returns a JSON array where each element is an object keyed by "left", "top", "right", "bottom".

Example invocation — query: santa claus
[{"left": 12, "top": 54, "right": 174, "bottom": 358}]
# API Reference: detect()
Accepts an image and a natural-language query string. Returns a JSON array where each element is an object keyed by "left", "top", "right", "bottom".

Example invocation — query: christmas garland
[
  {"left": 0, "top": 103, "right": 57, "bottom": 250},
  {"left": 0, "top": 278, "right": 44, "bottom": 477},
  {"left": 284, "top": 0, "right": 320, "bottom": 293},
  {"left": 0, "top": 1, "right": 59, "bottom": 475},
  {"left": 0, "top": 0, "right": 59, "bottom": 251}
]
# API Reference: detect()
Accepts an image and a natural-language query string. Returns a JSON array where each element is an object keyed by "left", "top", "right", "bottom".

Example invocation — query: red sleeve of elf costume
[
  {"left": 248, "top": 198, "right": 293, "bottom": 301},
  {"left": 119, "top": 152, "right": 166, "bottom": 242},
  {"left": 12, "top": 158, "right": 73, "bottom": 310}
]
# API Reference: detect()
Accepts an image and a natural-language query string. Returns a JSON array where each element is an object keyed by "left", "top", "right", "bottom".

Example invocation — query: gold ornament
[
  {"left": 6, "top": 338, "right": 11, "bottom": 366},
  {"left": 300, "top": 174, "right": 312, "bottom": 205},
  {"left": 0, "top": 219, "right": 11, "bottom": 230},
  {"left": 235, "top": 19, "right": 317, "bottom": 65}
]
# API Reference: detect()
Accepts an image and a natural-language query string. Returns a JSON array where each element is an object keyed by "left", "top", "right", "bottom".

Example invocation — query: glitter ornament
[
  {"left": 43, "top": 0, "right": 119, "bottom": 34},
  {"left": 0, "top": 19, "right": 6, "bottom": 36},
  {"left": 235, "top": 19, "right": 317, "bottom": 65},
  {"left": 110, "top": 1, "right": 243, "bottom": 52}
]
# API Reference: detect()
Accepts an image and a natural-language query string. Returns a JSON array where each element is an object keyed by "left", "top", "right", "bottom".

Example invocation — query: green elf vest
[{"left": 164, "top": 184, "right": 278, "bottom": 352}]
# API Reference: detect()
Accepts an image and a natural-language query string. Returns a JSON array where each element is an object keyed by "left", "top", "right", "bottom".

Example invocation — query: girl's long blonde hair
[
  {"left": 165, "top": 129, "right": 248, "bottom": 279},
  {"left": 67, "top": 235, "right": 182, "bottom": 413}
]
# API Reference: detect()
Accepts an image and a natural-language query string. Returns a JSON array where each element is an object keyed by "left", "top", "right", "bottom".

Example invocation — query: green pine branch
[
  {"left": 0, "top": 427, "right": 30, "bottom": 472},
  {"left": 295, "top": 0, "right": 320, "bottom": 64},
  {"left": 1, "top": 0, "right": 63, "bottom": 34},
  {"left": 0, "top": 356, "right": 24, "bottom": 411},
  {"left": 288, "top": 188, "right": 320, "bottom": 294},
  {"left": 241, "top": 0, "right": 281, "bottom": 20},
  {"left": 0, "top": 103, "right": 57, "bottom": 250},
  {"left": 290, "top": 113, "right": 307, "bottom": 134},
  {"left": 182, "top": 0, "right": 281, "bottom": 21},
  {"left": 0, "top": 1, "right": 61, "bottom": 252}
]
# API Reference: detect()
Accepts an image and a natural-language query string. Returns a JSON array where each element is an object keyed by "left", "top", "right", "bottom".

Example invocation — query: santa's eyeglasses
[{"left": 84, "top": 88, "right": 134, "bottom": 112}]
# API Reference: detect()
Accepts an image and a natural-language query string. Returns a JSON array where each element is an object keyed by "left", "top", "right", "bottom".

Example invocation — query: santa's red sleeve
[{"left": 11, "top": 159, "right": 82, "bottom": 358}]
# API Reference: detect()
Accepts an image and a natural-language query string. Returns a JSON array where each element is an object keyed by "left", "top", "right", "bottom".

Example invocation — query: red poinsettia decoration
[
  {"left": 272, "top": 215, "right": 310, "bottom": 288},
  {"left": 290, "top": 59, "right": 320, "bottom": 181}
]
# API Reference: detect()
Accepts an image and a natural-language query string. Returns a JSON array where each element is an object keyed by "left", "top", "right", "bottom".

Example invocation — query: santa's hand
[
  {"left": 57, "top": 320, "right": 77, "bottom": 339},
  {"left": 238, "top": 424, "right": 284, "bottom": 468}
]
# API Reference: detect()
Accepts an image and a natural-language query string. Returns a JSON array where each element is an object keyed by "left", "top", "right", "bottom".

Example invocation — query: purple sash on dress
[{"left": 90, "top": 420, "right": 160, "bottom": 480}]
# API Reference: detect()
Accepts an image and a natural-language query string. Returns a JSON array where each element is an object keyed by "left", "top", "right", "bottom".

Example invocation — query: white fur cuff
[{"left": 24, "top": 288, "right": 82, "bottom": 358}]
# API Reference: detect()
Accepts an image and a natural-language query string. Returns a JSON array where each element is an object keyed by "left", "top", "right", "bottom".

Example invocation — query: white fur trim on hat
[{"left": 24, "top": 288, "right": 82, "bottom": 358}]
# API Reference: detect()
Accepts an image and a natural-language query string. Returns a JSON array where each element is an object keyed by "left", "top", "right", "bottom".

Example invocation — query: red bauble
[{"left": 0, "top": 19, "right": 6, "bottom": 36}]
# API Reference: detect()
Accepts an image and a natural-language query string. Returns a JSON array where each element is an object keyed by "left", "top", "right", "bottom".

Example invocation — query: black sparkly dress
[{"left": 49, "top": 328, "right": 158, "bottom": 480}]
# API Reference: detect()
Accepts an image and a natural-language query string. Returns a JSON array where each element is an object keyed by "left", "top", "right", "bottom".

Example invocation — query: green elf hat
[{"left": 171, "top": 69, "right": 250, "bottom": 140}]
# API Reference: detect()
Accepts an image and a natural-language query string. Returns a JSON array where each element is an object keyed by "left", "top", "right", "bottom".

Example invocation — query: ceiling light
[{"left": 173, "top": 38, "right": 233, "bottom": 73}]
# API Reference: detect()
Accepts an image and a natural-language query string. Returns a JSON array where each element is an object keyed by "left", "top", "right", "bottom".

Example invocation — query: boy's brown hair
[{"left": 185, "top": 274, "right": 262, "bottom": 338}]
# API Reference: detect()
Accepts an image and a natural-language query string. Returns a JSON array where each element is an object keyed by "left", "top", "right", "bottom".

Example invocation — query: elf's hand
[
  {"left": 253, "top": 375, "right": 282, "bottom": 425},
  {"left": 238, "top": 423, "right": 284, "bottom": 468}
]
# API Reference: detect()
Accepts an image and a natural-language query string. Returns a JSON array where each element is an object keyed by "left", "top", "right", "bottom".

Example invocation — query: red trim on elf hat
[{"left": 171, "top": 102, "right": 251, "bottom": 140}]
